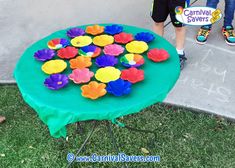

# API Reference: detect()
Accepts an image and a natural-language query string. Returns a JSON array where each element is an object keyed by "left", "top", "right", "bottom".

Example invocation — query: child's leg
[
  {"left": 151, "top": 0, "right": 169, "bottom": 36},
  {"left": 153, "top": 22, "right": 164, "bottom": 36},
  {"left": 196, "top": 0, "right": 220, "bottom": 44},
  {"left": 175, "top": 27, "right": 186, "bottom": 51},
  {"left": 222, "top": 0, "right": 235, "bottom": 45},
  {"left": 205, "top": 0, "right": 220, "bottom": 28},
  {"left": 169, "top": 0, "right": 187, "bottom": 69},
  {"left": 206, "top": 0, "right": 220, "bottom": 10},
  {"left": 224, "top": 0, "right": 235, "bottom": 27},
  {"left": 169, "top": 0, "right": 187, "bottom": 51}
]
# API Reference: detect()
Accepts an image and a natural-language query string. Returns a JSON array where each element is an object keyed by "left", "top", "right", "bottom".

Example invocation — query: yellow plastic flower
[
  {"left": 71, "top": 36, "right": 92, "bottom": 47},
  {"left": 41, "top": 59, "right": 67, "bottom": 74},
  {"left": 95, "top": 66, "right": 121, "bottom": 83},
  {"left": 93, "top": 35, "right": 114, "bottom": 47},
  {"left": 125, "top": 41, "right": 149, "bottom": 54}
]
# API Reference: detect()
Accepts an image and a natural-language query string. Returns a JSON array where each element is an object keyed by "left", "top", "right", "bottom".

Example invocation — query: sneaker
[
  {"left": 179, "top": 53, "right": 187, "bottom": 70},
  {"left": 222, "top": 26, "right": 235, "bottom": 46},
  {"left": 196, "top": 26, "right": 211, "bottom": 45}
]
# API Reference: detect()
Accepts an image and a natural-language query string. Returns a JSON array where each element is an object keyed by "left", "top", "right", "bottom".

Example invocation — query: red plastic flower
[
  {"left": 121, "top": 67, "right": 144, "bottom": 84},
  {"left": 147, "top": 49, "right": 169, "bottom": 62},
  {"left": 57, "top": 46, "right": 78, "bottom": 59},
  {"left": 114, "top": 32, "right": 134, "bottom": 44}
]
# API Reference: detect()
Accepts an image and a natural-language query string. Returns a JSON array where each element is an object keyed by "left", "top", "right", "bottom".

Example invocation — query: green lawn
[{"left": 1, "top": 85, "right": 235, "bottom": 168}]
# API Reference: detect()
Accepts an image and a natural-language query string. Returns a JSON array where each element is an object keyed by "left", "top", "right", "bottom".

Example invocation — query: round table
[{"left": 14, "top": 24, "right": 180, "bottom": 138}]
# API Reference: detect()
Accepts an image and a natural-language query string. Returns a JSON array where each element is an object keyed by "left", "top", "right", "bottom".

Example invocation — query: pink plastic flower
[
  {"left": 103, "top": 44, "right": 124, "bottom": 56},
  {"left": 69, "top": 68, "right": 94, "bottom": 84}
]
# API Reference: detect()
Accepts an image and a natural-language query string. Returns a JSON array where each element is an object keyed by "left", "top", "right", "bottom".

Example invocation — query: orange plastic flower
[
  {"left": 69, "top": 56, "right": 92, "bottom": 69},
  {"left": 86, "top": 25, "right": 104, "bottom": 35},
  {"left": 81, "top": 81, "right": 107, "bottom": 100}
]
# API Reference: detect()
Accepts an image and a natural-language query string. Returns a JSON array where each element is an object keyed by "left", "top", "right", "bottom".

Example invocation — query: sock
[{"left": 176, "top": 49, "right": 184, "bottom": 55}]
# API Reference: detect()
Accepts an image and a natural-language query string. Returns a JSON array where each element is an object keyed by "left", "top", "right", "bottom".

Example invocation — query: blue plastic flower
[
  {"left": 34, "top": 49, "right": 55, "bottom": 62},
  {"left": 106, "top": 79, "right": 132, "bottom": 96},
  {"left": 95, "top": 55, "right": 118, "bottom": 68},
  {"left": 104, "top": 24, "right": 123, "bottom": 35},
  {"left": 79, "top": 45, "right": 101, "bottom": 58},
  {"left": 135, "top": 32, "right": 155, "bottom": 43},
  {"left": 44, "top": 74, "right": 69, "bottom": 90}
]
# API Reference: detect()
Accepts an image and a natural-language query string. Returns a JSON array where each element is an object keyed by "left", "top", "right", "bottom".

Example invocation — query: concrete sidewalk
[
  {"left": 164, "top": 0, "right": 235, "bottom": 119},
  {"left": 0, "top": 0, "right": 234, "bottom": 118}
]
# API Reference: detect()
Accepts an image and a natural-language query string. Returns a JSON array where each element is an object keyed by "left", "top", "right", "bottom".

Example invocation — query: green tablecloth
[{"left": 14, "top": 24, "right": 180, "bottom": 138}]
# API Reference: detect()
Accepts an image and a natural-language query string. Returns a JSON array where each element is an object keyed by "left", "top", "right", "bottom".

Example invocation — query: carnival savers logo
[{"left": 175, "top": 6, "right": 222, "bottom": 26}]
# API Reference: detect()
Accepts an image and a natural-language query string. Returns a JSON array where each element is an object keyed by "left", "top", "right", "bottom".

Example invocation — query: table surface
[{"left": 14, "top": 24, "right": 180, "bottom": 138}]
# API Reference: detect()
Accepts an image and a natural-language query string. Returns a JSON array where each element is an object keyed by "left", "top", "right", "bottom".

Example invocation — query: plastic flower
[
  {"left": 114, "top": 32, "right": 134, "bottom": 44},
  {"left": 41, "top": 59, "right": 67, "bottom": 74},
  {"left": 103, "top": 44, "right": 125, "bottom": 56},
  {"left": 78, "top": 45, "right": 101, "bottom": 58},
  {"left": 34, "top": 49, "right": 55, "bottom": 62},
  {"left": 95, "top": 55, "right": 118, "bottom": 68},
  {"left": 106, "top": 79, "right": 132, "bottom": 96},
  {"left": 44, "top": 74, "right": 69, "bottom": 90},
  {"left": 57, "top": 46, "right": 78, "bottom": 59},
  {"left": 93, "top": 35, "right": 114, "bottom": 47},
  {"left": 85, "top": 25, "right": 104, "bottom": 35},
  {"left": 104, "top": 24, "right": 123, "bottom": 35},
  {"left": 95, "top": 66, "right": 121, "bottom": 83},
  {"left": 126, "top": 41, "right": 149, "bottom": 54},
  {"left": 66, "top": 27, "right": 85, "bottom": 38},
  {"left": 147, "top": 49, "right": 170, "bottom": 62},
  {"left": 135, "top": 32, "right": 155, "bottom": 43},
  {"left": 69, "top": 68, "right": 94, "bottom": 84},
  {"left": 71, "top": 36, "right": 92, "bottom": 47},
  {"left": 120, "top": 54, "right": 145, "bottom": 68},
  {"left": 69, "top": 56, "right": 92, "bottom": 69},
  {"left": 121, "top": 67, "right": 144, "bottom": 84},
  {"left": 81, "top": 81, "right": 107, "bottom": 100},
  {"left": 47, "top": 38, "right": 70, "bottom": 50}
]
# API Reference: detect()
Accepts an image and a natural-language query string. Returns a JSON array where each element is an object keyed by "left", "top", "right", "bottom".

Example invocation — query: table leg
[
  {"left": 67, "top": 121, "right": 98, "bottom": 168},
  {"left": 112, "top": 119, "right": 156, "bottom": 136},
  {"left": 106, "top": 121, "right": 129, "bottom": 168},
  {"left": 69, "top": 120, "right": 155, "bottom": 168},
  {"left": 76, "top": 122, "right": 84, "bottom": 135},
  {"left": 106, "top": 121, "right": 120, "bottom": 154}
]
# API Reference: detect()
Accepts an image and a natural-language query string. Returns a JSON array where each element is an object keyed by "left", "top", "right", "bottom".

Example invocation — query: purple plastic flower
[
  {"left": 34, "top": 49, "right": 55, "bottom": 62},
  {"left": 135, "top": 32, "right": 155, "bottom": 43},
  {"left": 66, "top": 27, "right": 85, "bottom": 38},
  {"left": 95, "top": 55, "right": 118, "bottom": 68},
  {"left": 59, "top": 38, "right": 70, "bottom": 48},
  {"left": 44, "top": 74, "right": 69, "bottom": 90},
  {"left": 104, "top": 24, "right": 123, "bottom": 35},
  {"left": 106, "top": 79, "right": 132, "bottom": 96}
]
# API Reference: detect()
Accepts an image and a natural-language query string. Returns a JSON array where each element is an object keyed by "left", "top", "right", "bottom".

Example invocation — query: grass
[{"left": 1, "top": 85, "right": 235, "bottom": 168}]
